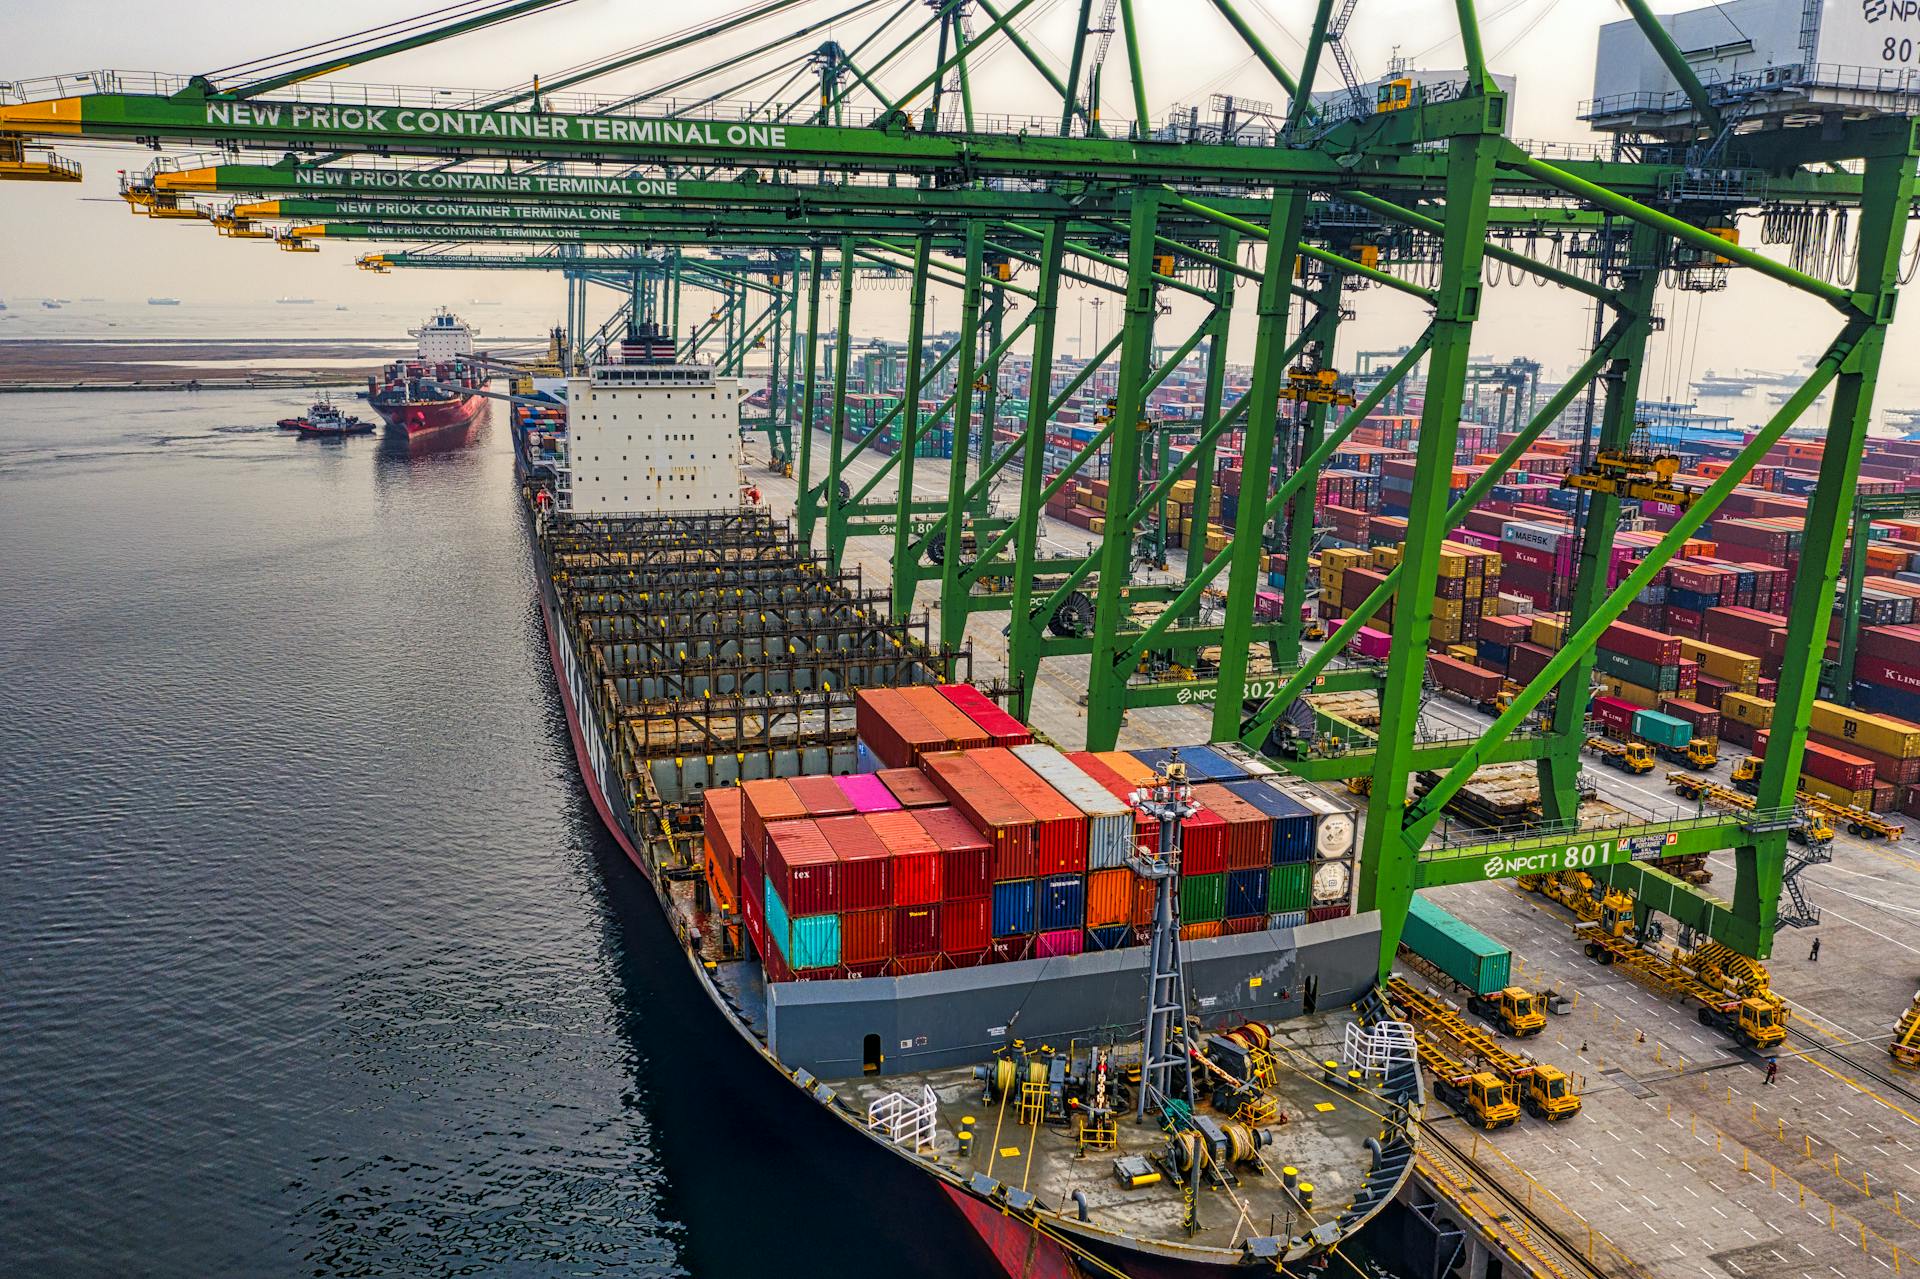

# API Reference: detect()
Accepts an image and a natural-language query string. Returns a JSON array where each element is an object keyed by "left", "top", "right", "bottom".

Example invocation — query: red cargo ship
[{"left": 365, "top": 308, "right": 490, "bottom": 435}]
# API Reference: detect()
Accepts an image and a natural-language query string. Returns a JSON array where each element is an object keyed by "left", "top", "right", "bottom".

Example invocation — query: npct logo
[
  {"left": 1484, "top": 855, "right": 1504, "bottom": 878},
  {"left": 1864, "top": 0, "right": 1890, "bottom": 22}
]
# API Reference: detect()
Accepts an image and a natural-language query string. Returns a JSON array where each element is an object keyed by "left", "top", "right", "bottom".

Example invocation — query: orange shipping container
[
  {"left": 1180, "top": 921, "right": 1224, "bottom": 941},
  {"left": 1087, "top": 868, "right": 1136, "bottom": 927}
]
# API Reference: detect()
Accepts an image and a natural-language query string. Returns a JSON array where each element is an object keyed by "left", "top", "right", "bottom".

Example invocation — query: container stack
[{"left": 1592, "top": 621, "right": 1688, "bottom": 709}]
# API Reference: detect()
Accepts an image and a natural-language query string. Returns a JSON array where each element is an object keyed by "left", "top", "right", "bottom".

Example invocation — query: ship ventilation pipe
[{"left": 1073, "top": 1190, "right": 1090, "bottom": 1222}]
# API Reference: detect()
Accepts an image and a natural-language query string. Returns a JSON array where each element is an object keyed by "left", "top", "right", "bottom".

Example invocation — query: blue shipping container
[
  {"left": 992, "top": 879, "right": 1037, "bottom": 937},
  {"left": 1038, "top": 873, "right": 1086, "bottom": 931},
  {"left": 1268, "top": 910, "right": 1308, "bottom": 930},
  {"left": 1854, "top": 680, "right": 1920, "bottom": 722},
  {"left": 1476, "top": 640, "right": 1510, "bottom": 670},
  {"left": 1086, "top": 924, "right": 1133, "bottom": 952},
  {"left": 1225, "top": 867, "right": 1270, "bottom": 918},
  {"left": 1172, "top": 744, "right": 1249, "bottom": 782},
  {"left": 1220, "top": 777, "right": 1314, "bottom": 863}
]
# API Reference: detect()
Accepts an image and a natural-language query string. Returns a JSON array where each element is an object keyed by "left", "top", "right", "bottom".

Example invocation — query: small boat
[{"left": 290, "top": 400, "right": 375, "bottom": 437}]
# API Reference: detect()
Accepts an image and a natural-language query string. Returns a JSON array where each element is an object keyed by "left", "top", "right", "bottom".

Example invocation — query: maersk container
[
  {"left": 991, "top": 878, "right": 1037, "bottom": 937},
  {"left": 1401, "top": 895, "right": 1513, "bottom": 996},
  {"left": 1632, "top": 709, "right": 1694, "bottom": 750},
  {"left": 1180, "top": 872, "right": 1226, "bottom": 924}
]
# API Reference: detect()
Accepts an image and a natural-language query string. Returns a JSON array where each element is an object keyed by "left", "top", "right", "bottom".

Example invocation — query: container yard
[{"left": 9, "top": 2, "right": 1920, "bottom": 1278}]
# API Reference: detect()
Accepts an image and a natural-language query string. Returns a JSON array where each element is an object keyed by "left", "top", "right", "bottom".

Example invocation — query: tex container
[
  {"left": 992, "top": 879, "right": 1037, "bottom": 937},
  {"left": 1267, "top": 862, "right": 1312, "bottom": 914},
  {"left": 1012, "top": 744, "right": 1135, "bottom": 870},
  {"left": 1220, "top": 777, "right": 1315, "bottom": 864},
  {"left": 865, "top": 809, "right": 942, "bottom": 905},
  {"left": 939, "top": 896, "right": 990, "bottom": 954},
  {"left": 1038, "top": 873, "right": 1086, "bottom": 931},
  {"left": 877, "top": 767, "right": 944, "bottom": 808},
  {"left": 834, "top": 773, "right": 902, "bottom": 813},
  {"left": 898, "top": 685, "right": 993, "bottom": 752},
  {"left": 1224, "top": 867, "right": 1270, "bottom": 919},
  {"left": 1180, "top": 872, "right": 1227, "bottom": 924},
  {"left": 975, "top": 747, "right": 1089, "bottom": 875},
  {"left": 854, "top": 688, "right": 948, "bottom": 769},
  {"left": 1401, "top": 894, "right": 1512, "bottom": 996},
  {"left": 937, "top": 683, "right": 1033, "bottom": 748},
  {"left": 786, "top": 774, "right": 856, "bottom": 818},
  {"left": 1632, "top": 709, "right": 1694, "bottom": 750},
  {"left": 764, "top": 819, "right": 839, "bottom": 916},
  {"left": 1190, "top": 783, "right": 1273, "bottom": 872},
  {"left": 911, "top": 805, "right": 993, "bottom": 900},
  {"left": 920, "top": 750, "right": 1038, "bottom": 881},
  {"left": 894, "top": 903, "right": 941, "bottom": 957},
  {"left": 741, "top": 778, "right": 807, "bottom": 861},
  {"left": 814, "top": 814, "right": 892, "bottom": 912}
]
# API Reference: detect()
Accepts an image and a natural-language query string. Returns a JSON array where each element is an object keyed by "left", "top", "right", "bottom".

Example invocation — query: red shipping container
[
  {"left": 1427, "top": 654, "right": 1503, "bottom": 704},
  {"left": 1600, "top": 621, "right": 1681, "bottom": 666},
  {"left": 899, "top": 685, "right": 993, "bottom": 752},
  {"left": 891, "top": 953, "right": 942, "bottom": 976},
  {"left": 940, "top": 895, "right": 991, "bottom": 953},
  {"left": 765, "top": 819, "right": 839, "bottom": 916},
  {"left": 1722, "top": 717, "right": 1756, "bottom": 749},
  {"left": 1191, "top": 783, "right": 1273, "bottom": 872},
  {"left": 1859, "top": 625, "right": 1920, "bottom": 669},
  {"left": 1802, "top": 741, "right": 1876, "bottom": 791},
  {"left": 937, "top": 683, "right": 1033, "bottom": 748},
  {"left": 840, "top": 959, "right": 888, "bottom": 979},
  {"left": 1308, "top": 903, "right": 1353, "bottom": 923},
  {"left": 974, "top": 746, "right": 1089, "bottom": 875},
  {"left": 1223, "top": 915, "right": 1265, "bottom": 937},
  {"left": 920, "top": 751, "right": 1038, "bottom": 880},
  {"left": 1178, "top": 806, "right": 1229, "bottom": 877},
  {"left": 1873, "top": 781, "right": 1897, "bottom": 814},
  {"left": 1811, "top": 730, "right": 1920, "bottom": 785},
  {"left": 1857, "top": 655, "right": 1920, "bottom": 696},
  {"left": 815, "top": 814, "right": 893, "bottom": 912},
  {"left": 1508, "top": 641, "right": 1555, "bottom": 684},
  {"left": 841, "top": 908, "right": 895, "bottom": 965},
  {"left": 786, "top": 775, "right": 855, "bottom": 818},
  {"left": 878, "top": 766, "right": 945, "bottom": 808},
  {"left": 855, "top": 687, "right": 952, "bottom": 768},
  {"left": 894, "top": 903, "right": 941, "bottom": 956},
  {"left": 865, "top": 809, "right": 942, "bottom": 904},
  {"left": 741, "top": 778, "right": 806, "bottom": 861},
  {"left": 912, "top": 805, "right": 994, "bottom": 899},
  {"left": 989, "top": 935, "right": 1035, "bottom": 964},
  {"left": 1694, "top": 674, "right": 1732, "bottom": 708},
  {"left": 702, "top": 788, "right": 745, "bottom": 902}
]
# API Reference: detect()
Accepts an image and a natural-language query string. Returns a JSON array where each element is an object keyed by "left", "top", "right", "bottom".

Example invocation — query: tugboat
[
  {"left": 365, "top": 309, "right": 490, "bottom": 436},
  {"left": 289, "top": 399, "right": 375, "bottom": 437}
]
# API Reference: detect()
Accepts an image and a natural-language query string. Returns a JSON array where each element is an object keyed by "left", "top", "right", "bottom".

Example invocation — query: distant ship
[
  {"left": 276, "top": 297, "right": 316, "bottom": 304},
  {"left": 1691, "top": 371, "right": 1753, "bottom": 396},
  {"left": 40, "top": 300, "right": 61, "bottom": 309},
  {"left": 365, "top": 309, "right": 490, "bottom": 436},
  {"left": 148, "top": 298, "right": 180, "bottom": 306}
]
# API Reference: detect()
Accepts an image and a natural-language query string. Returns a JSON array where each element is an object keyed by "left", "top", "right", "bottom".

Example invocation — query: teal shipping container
[
  {"left": 1401, "top": 895, "right": 1512, "bottom": 995},
  {"left": 1632, "top": 709, "right": 1694, "bottom": 749}
]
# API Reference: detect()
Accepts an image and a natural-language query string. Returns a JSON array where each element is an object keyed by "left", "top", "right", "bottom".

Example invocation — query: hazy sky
[{"left": 2, "top": 0, "right": 1914, "bottom": 413}]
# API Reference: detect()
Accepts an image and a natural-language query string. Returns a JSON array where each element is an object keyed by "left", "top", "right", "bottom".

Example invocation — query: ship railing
[
  {"left": 867, "top": 1084, "right": 937, "bottom": 1152},
  {"left": 1342, "top": 1019, "right": 1417, "bottom": 1084}
]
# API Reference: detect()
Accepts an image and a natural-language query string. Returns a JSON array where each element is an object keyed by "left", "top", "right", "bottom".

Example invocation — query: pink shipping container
[
  {"left": 911, "top": 804, "right": 995, "bottom": 899},
  {"left": 834, "top": 773, "right": 901, "bottom": 812},
  {"left": 1352, "top": 626, "right": 1392, "bottom": 660},
  {"left": 815, "top": 814, "right": 892, "bottom": 912},
  {"left": 937, "top": 683, "right": 1032, "bottom": 748},
  {"left": 1036, "top": 928, "right": 1084, "bottom": 959},
  {"left": 765, "top": 819, "right": 839, "bottom": 916},
  {"left": 741, "top": 778, "right": 806, "bottom": 862},
  {"left": 920, "top": 751, "right": 1039, "bottom": 881},
  {"left": 786, "top": 774, "right": 856, "bottom": 818},
  {"left": 877, "top": 767, "right": 944, "bottom": 808}
]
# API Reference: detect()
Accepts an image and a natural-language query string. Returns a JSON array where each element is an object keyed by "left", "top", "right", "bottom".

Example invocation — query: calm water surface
[{"left": 0, "top": 391, "right": 987, "bottom": 1277}]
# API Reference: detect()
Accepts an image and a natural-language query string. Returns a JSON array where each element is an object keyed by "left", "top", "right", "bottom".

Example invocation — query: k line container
[
  {"left": 992, "top": 879, "right": 1037, "bottom": 937},
  {"left": 1402, "top": 894, "right": 1513, "bottom": 995},
  {"left": 1011, "top": 743, "right": 1135, "bottom": 870},
  {"left": 912, "top": 805, "right": 993, "bottom": 900},
  {"left": 921, "top": 750, "right": 1038, "bottom": 880}
]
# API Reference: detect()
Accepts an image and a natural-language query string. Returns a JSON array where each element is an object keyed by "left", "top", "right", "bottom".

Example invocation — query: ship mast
[{"left": 1128, "top": 752, "right": 1199, "bottom": 1124}]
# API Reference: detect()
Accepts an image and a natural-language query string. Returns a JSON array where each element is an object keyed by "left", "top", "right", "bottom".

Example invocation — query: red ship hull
[{"left": 370, "top": 393, "right": 489, "bottom": 436}]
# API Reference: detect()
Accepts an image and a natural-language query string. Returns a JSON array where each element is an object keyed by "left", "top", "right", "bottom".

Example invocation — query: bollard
[
  {"left": 1806, "top": 1135, "right": 1814, "bottom": 1158},
  {"left": 1742, "top": 1150, "right": 1749, "bottom": 1173}
]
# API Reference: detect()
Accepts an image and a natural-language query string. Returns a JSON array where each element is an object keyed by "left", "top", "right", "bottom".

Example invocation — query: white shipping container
[
  {"left": 1311, "top": 861, "right": 1353, "bottom": 905},
  {"left": 1269, "top": 778, "right": 1359, "bottom": 857},
  {"left": 1010, "top": 743, "right": 1136, "bottom": 870},
  {"left": 1501, "top": 520, "right": 1567, "bottom": 552}
]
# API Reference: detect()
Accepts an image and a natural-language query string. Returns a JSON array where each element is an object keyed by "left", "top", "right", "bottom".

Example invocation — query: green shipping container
[
  {"left": 1594, "top": 648, "right": 1679, "bottom": 692},
  {"left": 1268, "top": 862, "right": 1312, "bottom": 914},
  {"left": 1401, "top": 895, "right": 1512, "bottom": 996},
  {"left": 1181, "top": 872, "right": 1226, "bottom": 924},
  {"left": 1632, "top": 709, "right": 1694, "bottom": 749}
]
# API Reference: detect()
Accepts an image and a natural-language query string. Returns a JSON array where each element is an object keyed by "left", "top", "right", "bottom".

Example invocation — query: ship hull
[{"left": 370, "top": 393, "right": 488, "bottom": 436}]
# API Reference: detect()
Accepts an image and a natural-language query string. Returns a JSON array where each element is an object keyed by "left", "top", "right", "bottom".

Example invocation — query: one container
[
  {"left": 1220, "top": 777, "right": 1314, "bottom": 864},
  {"left": 834, "top": 773, "right": 902, "bottom": 813},
  {"left": 702, "top": 788, "right": 745, "bottom": 905},
  {"left": 894, "top": 902, "right": 941, "bottom": 957},
  {"left": 815, "top": 814, "right": 892, "bottom": 912},
  {"left": 1038, "top": 873, "right": 1086, "bottom": 931},
  {"left": 974, "top": 747, "right": 1089, "bottom": 875},
  {"left": 937, "top": 683, "right": 1033, "bottom": 747},
  {"left": 992, "top": 879, "right": 1037, "bottom": 937},
  {"left": 853, "top": 688, "right": 947, "bottom": 769},
  {"left": 1066, "top": 751, "right": 1160, "bottom": 855},
  {"left": 1163, "top": 745, "right": 1249, "bottom": 782},
  {"left": 1224, "top": 867, "right": 1270, "bottom": 919},
  {"left": 877, "top": 767, "right": 944, "bottom": 808},
  {"left": 939, "top": 896, "right": 990, "bottom": 954},
  {"left": 865, "top": 809, "right": 942, "bottom": 905},
  {"left": 765, "top": 819, "right": 839, "bottom": 916},
  {"left": 1269, "top": 778, "right": 1358, "bottom": 858},
  {"left": 1401, "top": 894, "right": 1512, "bottom": 995},
  {"left": 840, "top": 907, "right": 895, "bottom": 966},
  {"left": 787, "top": 774, "right": 856, "bottom": 818},
  {"left": 1182, "top": 872, "right": 1227, "bottom": 924},
  {"left": 912, "top": 805, "right": 993, "bottom": 900},
  {"left": 1011, "top": 743, "right": 1134, "bottom": 870},
  {"left": 741, "top": 778, "right": 806, "bottom": 861},
  {"left": 1086, "top": 924, "right": 1134, "bottom": 952},
  {"left": 1036, "top": 928, "right": 1084, "bottom": 959},
  {"left": 1307, "top": 902, "right": 1352, "bottom": 924},
  {"left": 898, "top": 685, "right": 992, "bottom": 752},
  {"left": 1310, "top": 860, "right": 1353, "bottom": 906},
  {"left": 1631, "top": 709, "right": 1694, "bottom": 750},
  {"left": 1085, "top": 867, "right": 1136, "bottom": 928},
  {"left": 1191, "top": 783, "right": 1273, "bottom": 872},
  {"left": 920, "top": 750, "right": 1038, "bottom": 880},
  {"left": 1267, "top": 861, "right": 1312, "bottom": 915}
]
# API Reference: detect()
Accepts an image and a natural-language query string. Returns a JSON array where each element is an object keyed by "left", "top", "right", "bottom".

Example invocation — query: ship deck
[{"left": 832, "top": 1006, "right": 1398, "bottom": 1260}]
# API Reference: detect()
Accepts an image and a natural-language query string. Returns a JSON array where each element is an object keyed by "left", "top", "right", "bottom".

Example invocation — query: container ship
[
  {"left": 508, "top": 324, "right": 1417, "bottom": 1276},
  {"left": 365, "top": 308, "right": 490, "bottom": 436}
]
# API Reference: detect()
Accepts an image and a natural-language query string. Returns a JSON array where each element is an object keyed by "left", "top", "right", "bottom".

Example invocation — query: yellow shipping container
[
  {"left": 1720, "top": 692, "right": 1774, "bottom": 729},
  {"left": 1088, "top": 492, "right": 1107, "bottom": 512},
  {"left": 1463, "top": 577, "right": 1484, "bottom": 599},
  {"left": 1530, "top": 615, "right": 1566, "bottom": 650},
  {"left": 1800, "top": 776, "right": 1874, "bottom": 809},
  {"left": 1431, "top": 597, "right": 1464, "bottom": 621},
  {"left": 1599, "top": 675, "right": 1660, "bottom": 709},
  {"left": 1446, "top": 644, "right": 1478, "bottom": 663},
  {"left": 1429, "top": 617, "right": 1462, "bottom": 644},
  {"left": 1809, "top": 700, "right": 1920, "bottom": 760},
  {"left": 1678, "top": 637, "right": 1762, "bottom": 688},
  {"left": 1090, "top": 516, "right": 1105, "bottom": 535},
  {"left": 1169, "top": 478, "right": 1196, "bottom": 505}
]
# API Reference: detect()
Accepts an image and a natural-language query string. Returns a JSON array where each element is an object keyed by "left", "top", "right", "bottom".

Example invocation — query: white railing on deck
[
  {"left": 1344, "top": 1019, "right": 1417, "bottom": 1081},
  {"left": 867, "top": 1084, "right": 937, "bottom": 1151}
]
